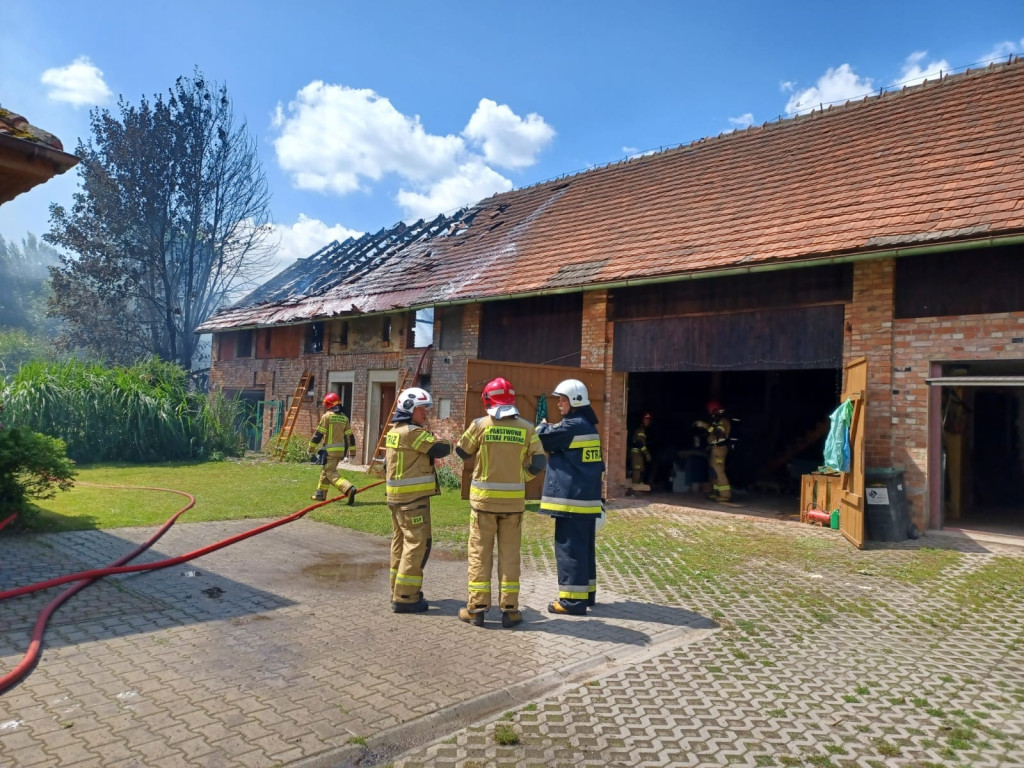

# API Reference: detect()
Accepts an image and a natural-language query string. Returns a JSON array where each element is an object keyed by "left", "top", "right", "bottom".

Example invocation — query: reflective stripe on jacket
[
  {"left": 536, "top": 412, "right": 604, "bottom": 517},
  {"left": 459, "top": 414, "right": 545, "bottom": 513},
  {"left": 310, "top": 411, "right": 354, "bottom": 454},
  {"left": 385, "top": 422, "right": 445, "bottom": 503}
]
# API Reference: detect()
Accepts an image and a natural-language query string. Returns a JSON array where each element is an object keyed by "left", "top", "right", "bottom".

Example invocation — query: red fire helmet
[{"left": 482, "top": 377, "right": 516, "bottom": 409}]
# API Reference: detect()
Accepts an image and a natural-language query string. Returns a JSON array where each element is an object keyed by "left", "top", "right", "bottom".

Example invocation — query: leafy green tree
[{"left": 46, "top": 71, "right": 272, "bottom": 368}]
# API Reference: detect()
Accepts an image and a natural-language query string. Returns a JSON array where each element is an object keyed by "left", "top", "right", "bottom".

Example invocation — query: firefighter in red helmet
[
  {"left": 694, "top": 400, "right": 731, "bottom": 502},
  {"left": 308, "top": 392, "right": 358, "bottom": 505},
  {"left": 455, "top": 377, "right": 546, "bottom": 628}
]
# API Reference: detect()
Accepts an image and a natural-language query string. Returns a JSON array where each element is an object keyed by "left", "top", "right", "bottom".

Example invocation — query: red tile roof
[{"left": 199, "top": 59, "right": 1024, "bottom": 332}]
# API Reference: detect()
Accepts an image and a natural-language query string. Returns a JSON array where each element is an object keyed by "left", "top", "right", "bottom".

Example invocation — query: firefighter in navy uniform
[
  {"left": 694, "top": 400, "right": 732, "bottom": 502},
  {"left": 308, "top": 392, "right": 357, "bottom": 505},
  {"left": 455, "top": 377, "right": 547, "bottom": 628},
  {"left": 385, "top": 387, "right": 452, "bottom": 613},
  {"left": 537, "top": 378, "right": 604, "bottom": 616},
  {"left": 629, "top": 411, "right": 653, "bottom": 486}
]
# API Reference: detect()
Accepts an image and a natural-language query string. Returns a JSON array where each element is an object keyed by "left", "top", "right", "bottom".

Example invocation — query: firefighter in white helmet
[
  {"left": 308, "top": 392, "right": 357, "bottom": 505},
  {"left": 385, "top": 386, "right": 452, "bottom": 613},
  {"left": 455, "top": 377, "right": 547, "bottom": 628},
  {"left": 537, "top": 378, "right": 604, "bottom": 615}
]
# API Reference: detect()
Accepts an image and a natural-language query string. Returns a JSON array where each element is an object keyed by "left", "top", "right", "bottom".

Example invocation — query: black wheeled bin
[{"left": 864, "top": 468, "right": 910, "bottom": 542}]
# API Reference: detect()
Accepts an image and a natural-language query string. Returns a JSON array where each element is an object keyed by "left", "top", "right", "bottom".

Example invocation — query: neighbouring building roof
[
  {"left": 198, "top": 59, "right": 1024, "bottom": 333},
  {"left": 0, "top": 106, "right": 80, "bottom": 205}
]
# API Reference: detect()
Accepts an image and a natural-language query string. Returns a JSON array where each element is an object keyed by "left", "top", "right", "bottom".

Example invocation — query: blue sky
[{"left": 2, "top": 1, "right": 1022, "bottom": 273}]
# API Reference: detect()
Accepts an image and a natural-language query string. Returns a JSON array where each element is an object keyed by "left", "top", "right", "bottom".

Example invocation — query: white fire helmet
[
  {"left": 553, "top": 378, "right": 590, "bottom": 407},
  {"left": 397, "top": 387, "right": 433, "bottom": 413}
]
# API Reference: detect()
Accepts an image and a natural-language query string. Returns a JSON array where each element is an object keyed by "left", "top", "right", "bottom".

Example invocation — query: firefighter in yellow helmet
[
  {"left": 455, "top": 377, "right": 547, "bottom": 628},
  {"left": 385, "top": 386, "right": 452, "bottom": 613},
  {"left": 308, "top": 392, "right": 357, "bottom": 505},
  {"left": 694, "top": 400, "right": 731, "bottom": 502}
]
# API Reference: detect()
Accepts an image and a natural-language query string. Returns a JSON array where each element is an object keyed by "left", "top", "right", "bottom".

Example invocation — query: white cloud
[
  {"left": 273, "top": 82, "right": 465, "bottom": 195},
  {"left": 621, "top": 146, "right": 658, "bottom": 160},
  {"left": 785, "top": 63, "right": 874, "bottom": 115},
  {"left": 41, "top": 56, "right": 112, "bottom": 107},
  {"left": 273, "top": 82, "right": 553, "bottom": 222},
  {"left": 462, "top": 98, "right": 555, "bottom": 169},
  {"left": 981, "top": 38, "right": 1024, "bottom": 64},
  {"left": 396, "top": 159, "right": 513, "bottom": 222},
  {"left": 267, "top": 214, "right": 363, "bottom": 274},
  {"left": 893, "top": 51, "right": 951, "bottom": 87},
  {"left": 728, "top": 113, "right": 754, "bottom": 130},
  {"left": 779, "top": 80, "right": 796, "bottom": 93}
]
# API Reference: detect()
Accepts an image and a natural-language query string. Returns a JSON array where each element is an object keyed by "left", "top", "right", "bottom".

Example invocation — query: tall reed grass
[{"left": 1, "top": 358, "right": 244, "bottom": 463}]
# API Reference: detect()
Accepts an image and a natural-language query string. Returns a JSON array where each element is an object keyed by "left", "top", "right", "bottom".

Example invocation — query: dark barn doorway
[
  {"left": 937, "top": 364, "right": 1024, "bottom": 536},
  {"left": 626, "top": 369, "right": 841, "bottom": 502}
]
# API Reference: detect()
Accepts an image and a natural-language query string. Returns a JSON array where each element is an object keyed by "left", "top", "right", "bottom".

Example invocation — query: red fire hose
[{"left": 0, "top": 478, "right": 385, "bottom": 695}]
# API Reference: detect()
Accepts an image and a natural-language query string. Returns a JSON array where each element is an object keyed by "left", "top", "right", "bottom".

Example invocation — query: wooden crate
[{"left": 800, "top": 473, "right": 844, "bottom": 523}]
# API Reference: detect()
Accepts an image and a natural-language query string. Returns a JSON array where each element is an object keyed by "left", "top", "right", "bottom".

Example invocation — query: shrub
[
  {"left": 0, "top": 420, "right": 77, "bottom": 525},
  {"left": 0, "top": 357, "right": 244, "bottom": 463},
  {"left": 435, "top": 461, "right": 463, "bottom": 490},
  {"left": 263, "top": 431, "right": 314, "bottom": 463}
]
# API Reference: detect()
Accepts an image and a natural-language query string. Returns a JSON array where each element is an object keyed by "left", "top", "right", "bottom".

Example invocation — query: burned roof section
[{"left": 200, "top": 59, "right": 1024, "bottom": 334}]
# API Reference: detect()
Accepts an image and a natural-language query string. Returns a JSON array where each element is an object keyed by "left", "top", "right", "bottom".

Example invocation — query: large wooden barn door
[
  {"left": 839, "top": 357, "right": 867, "bottom": 549},
  {"left": 463, "top": 360, "right": 606, "bottom": 500}
]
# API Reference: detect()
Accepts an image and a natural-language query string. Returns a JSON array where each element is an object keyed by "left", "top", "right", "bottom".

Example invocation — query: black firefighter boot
[
  {"left": 311, "top": 489, "right": 326, "bottom": 502},
  {"left": 346, "top": 486, "right": 357, "bottom": 506}
]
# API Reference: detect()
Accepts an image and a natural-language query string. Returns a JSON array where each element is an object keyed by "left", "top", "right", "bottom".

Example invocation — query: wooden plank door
[
  {"left": 839, "top": 356, "right": 867, "bottom": 549},
  {"left": 462, "top": 360, "right": 607, "bottom": 500},
  {"left": 376, "top": 383, "right": 396, "bottom": 447}
]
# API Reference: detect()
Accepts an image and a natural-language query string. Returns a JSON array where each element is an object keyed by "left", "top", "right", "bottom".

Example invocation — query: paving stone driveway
[
  {"left": 2, "top": 501, "right": 1022, "bottom": 768},
  {"left": 392, "top": 505, "right": 1024, "bottom": 768}
]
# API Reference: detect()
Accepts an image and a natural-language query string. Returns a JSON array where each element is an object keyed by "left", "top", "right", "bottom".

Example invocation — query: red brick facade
[
  {"left": 844, "top": 257, "right": 1024, "bottom": 529},
  {"left": 210, "top": 260, "right": 1022, "bottom": 529}
]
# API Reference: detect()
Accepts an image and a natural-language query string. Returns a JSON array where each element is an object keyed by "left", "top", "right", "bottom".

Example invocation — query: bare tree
[{"left": 46, "top": 71, "right": 272, "bottom": 368}]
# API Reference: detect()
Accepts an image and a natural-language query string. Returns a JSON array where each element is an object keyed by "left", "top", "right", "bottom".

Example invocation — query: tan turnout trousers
[
  {"left": 467, "top": 507, "right": 522, "bottom": 612},
  {"left": 317, "top": 452, "right": 355, "bottom": 495},
  {"left": 389, "top": 499, "right": 432, "bottom": 604}
]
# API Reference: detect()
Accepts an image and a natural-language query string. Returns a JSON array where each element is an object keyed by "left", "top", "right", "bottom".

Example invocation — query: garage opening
[
  {"left": 932, "top": 362, "right": 1024, "bottom": 536},
  {"left": 626, "top": 368, "right": 841, "bottom": 507}
]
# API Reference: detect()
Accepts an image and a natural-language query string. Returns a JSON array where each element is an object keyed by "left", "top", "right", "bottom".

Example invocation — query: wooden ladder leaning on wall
[{"left": 272, "top": 370, "right": 314, "bottom": 460}]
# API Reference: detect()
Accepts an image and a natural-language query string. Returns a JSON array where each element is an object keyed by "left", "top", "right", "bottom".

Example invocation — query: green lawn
[{"left": 22, "top": 456, "right": 552, "bottom": 553}]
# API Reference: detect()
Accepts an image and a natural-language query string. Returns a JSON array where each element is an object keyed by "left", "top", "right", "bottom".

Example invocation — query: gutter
[{"left": 200, "top": 231, "right": 1024, "bottom": 331}]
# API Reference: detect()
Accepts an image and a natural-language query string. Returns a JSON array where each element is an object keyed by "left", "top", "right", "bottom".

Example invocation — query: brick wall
[
  {"left": 846, "top": 257, "right": 1024, "bottom": 528},
  {"left": 846, "top": 260, "right": 895, "bottom": 470},
  {"left": 892, "top": 311, "right": 1024, "bottom": 525},
  {"left": 582, "top": 290, "right": 627, "bottom": 498},
  {"left": 210, "top": 307, "right": 481, "bottom": 460}
]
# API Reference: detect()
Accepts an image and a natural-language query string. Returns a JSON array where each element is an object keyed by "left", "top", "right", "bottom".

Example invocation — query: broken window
[
  {"left": 305, "top": 322, "right": 324, "bottom": 354},
  {"left": 235, "top": 329, "right": 254, "bottom": 358},
  {"left": 335, "top": 320, "right": 349, "bottom": 349},
  {"left": 381, "top": 316, "right": 392, "bottom": 345},
  {"left": 410, "top": 308, "right": 434, "bottom": 349}
]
